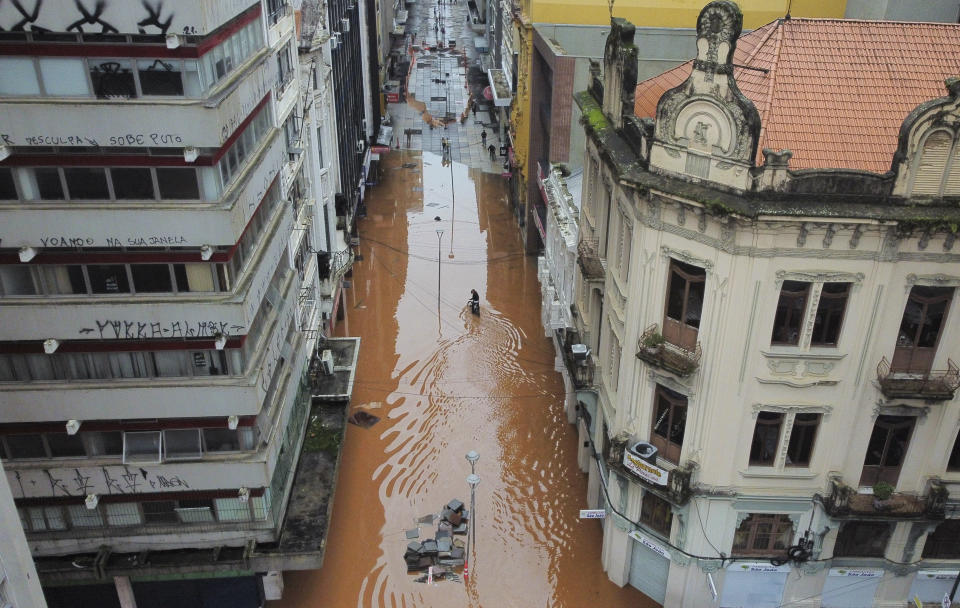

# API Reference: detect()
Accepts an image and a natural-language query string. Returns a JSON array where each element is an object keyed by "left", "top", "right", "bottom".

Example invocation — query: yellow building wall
[
  {"left": 527, "top": 0, "right": 846, "bottom": 28},
  {"left": 510, "top": 0, "right": 845, "bottom": 232}
]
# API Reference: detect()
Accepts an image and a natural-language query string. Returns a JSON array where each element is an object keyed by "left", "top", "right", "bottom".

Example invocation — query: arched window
[{"left": 911, "top": 130, "right": 954, "bottom": 196}]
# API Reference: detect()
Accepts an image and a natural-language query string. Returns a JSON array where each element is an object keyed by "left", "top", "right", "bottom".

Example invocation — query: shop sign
[
  {"left": 628, "top": 530, "right": 671, "bottom": 561},
  {"left": 622, "top": 450, "right": 668, "bottom": 486},
  {"left": 731, "top": 562, "right": 790, "bottom": 573},
  {"left": 579, "top": 509, "right": 606, "bottom": 519},
  {"left": 917, "top": 570, "right": 960, "bottom": 580},
  {"left": 828, "top": 568, "right": 884, "bottom": 578}
]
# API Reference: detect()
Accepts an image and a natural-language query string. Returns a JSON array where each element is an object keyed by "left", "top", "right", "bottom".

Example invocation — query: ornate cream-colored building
[{"left": 569, "top": 3, "right": 960, "bottom": 606}]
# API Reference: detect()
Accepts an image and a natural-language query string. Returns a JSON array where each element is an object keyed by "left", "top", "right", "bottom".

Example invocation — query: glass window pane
[
  {"left": 142, "top": 500, "right": 178, "bottom": 524},
  {"left": 749, "top": 412, "right": 783, "bottom": 465},
  {"left": 86, "top": 431, "right": 123, "bottom": 456},
  {"left": 86, "top": 265, "right": 130, "bottom": 294},
  {"left": 772, "top": 281, "right": 809, "bottom": 345},
  {"left": 106, "top": 502, "right": 142, "bottom": 526},
  {"left": 163, "top": 429, "right": 202, "bottom": 459},
  {"left": 46, "top": 433, "right": 86, "bottom": 457},
  {"left": 38, "top": 58, "right": 89, "bottom": 96},
  {"left": 27, "top": 507, "right": 47, "bottom": 531},
  {"left": 183, "top": 60, "right": 202, "bottom": 96},
  {"left": 214, "top": 497, "right": 251, "bottom": 521},
  {"left": 0, "top": 57, "right": 40, "bottom": 95},
  {"left": 812, "top": 283, "right": 849, "bottom": 346},
  {"left": 34, "top": 168, "right": 65, "bottom": 200},
  {"left": 0, "top": 168, "right": 17, "bottom": 199},
  {"left": 950, "top": 432, "right": 960, "bottom": 471},
  {"left": 0, "top": 266, "right": 37, "bottom": 296},
  {"left": 786, "top": 414, "right": 819, "bottom": 467},
  {"left": 68, "top": 504, "right": 104, "bottom": 527},
  {"left": 137, "top": 59, "right": 184, "bottom": 95},
  {"left": 111, "top": 168, "right": 155, "bottom": 199},
  {"left": 153, "top": 351, "right": 186, "bottom": 376},
  {"left": 130, "top": 264, "right": 172, "bottom": 293},
  {"left": 177, "top": 505, "right": 214, "bottom": 523},
  {"left": 89, "top": 59, "right": 136, "bottom": 98},
  {"left": 63, "top": 167, "right": 109, "bottom": 199},
  {"left": 45, "top": 506, "right": 67, "bottom": 530},
  {"left": 124, "top": 431, "right": 161, "bottom": 463},
  {"left": 919, "top": 299, "right": 949, "bottom": 347},
  {"left": 204, "top": 428, "right": 241, "bottom": 452},
  {"left": 156, "top": 168, "right": 200, "bottom": 199},
  {"left": 6, "top": 434, "right": 47, "bottom": 458}
]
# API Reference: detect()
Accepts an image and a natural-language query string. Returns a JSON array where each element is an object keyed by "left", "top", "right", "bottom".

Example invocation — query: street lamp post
[
  {"left": 465, "top": 451, "right": 479, "bottom": 552},
  {"left": 435, "top": 229, "right": 443, "bottom": 308},
  {"left": 465, "top": 473, "right": 480, "bottom": 582}
]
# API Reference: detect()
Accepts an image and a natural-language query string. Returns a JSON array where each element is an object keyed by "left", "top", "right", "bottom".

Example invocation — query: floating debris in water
[{"left": 347, "top": 410, "right": 380, "bottom": 428}]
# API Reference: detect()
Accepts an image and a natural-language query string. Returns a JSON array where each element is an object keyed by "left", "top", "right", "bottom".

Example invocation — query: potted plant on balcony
[
  {"left": 872, "top": 481, "right": 895, "bottom": 511},
  {"left": 641, "top": 332, "right": 665, "bottom": 355}
]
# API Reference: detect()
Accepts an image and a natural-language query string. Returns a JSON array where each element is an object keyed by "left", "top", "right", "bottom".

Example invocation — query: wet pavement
[{"left": 269, "top": 0, "right": 656, "bottom": 605}]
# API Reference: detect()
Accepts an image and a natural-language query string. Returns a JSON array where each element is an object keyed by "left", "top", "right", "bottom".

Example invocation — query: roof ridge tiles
[{"left": 753, "top": 20, "right": 786, "bottom": 163}]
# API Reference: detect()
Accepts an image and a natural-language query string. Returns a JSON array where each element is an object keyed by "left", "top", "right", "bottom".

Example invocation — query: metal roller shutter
[{"left": 628, "top": 538, "right": 669, "bottom": 604}]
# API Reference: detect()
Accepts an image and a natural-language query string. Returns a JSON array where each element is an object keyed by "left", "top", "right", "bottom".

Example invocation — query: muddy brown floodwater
[{"left": 271, "top": 151, "right": 655, "bottom": 607}]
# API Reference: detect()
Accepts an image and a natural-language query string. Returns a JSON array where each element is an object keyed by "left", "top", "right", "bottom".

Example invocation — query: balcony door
[
  {"left": 859, "top": 415, "right": 915, "bottom": 487},
  {"left": 650, "top": 385, "right": 687, "bottom": 464},
  {"left": 893, "top": 286, "right": 953, "bottom": 373},
  {"left": 663, "top": 260, "right": 705, "bottom": 351}
]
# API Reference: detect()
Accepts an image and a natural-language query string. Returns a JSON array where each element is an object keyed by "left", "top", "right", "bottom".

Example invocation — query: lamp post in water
[
  {"left": 464, "top": 473, "right": 480, "bottom": 581},
  {"left": 435, "top": 228, "right": 443, "bottom": 309},
  {"left": 465, "top": 451, "right": 479, "bottom": 551}
]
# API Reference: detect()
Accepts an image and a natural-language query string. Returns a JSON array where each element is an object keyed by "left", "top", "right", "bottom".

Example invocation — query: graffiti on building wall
[
  {"left": 78, "top": 319, "right": 245, "bottom": 339},
  {"left": 0, "top": 0, "right": 171, "bottom": 35},
  {"left": 11, "top": 466, "right": 192, "bottom": 499}
]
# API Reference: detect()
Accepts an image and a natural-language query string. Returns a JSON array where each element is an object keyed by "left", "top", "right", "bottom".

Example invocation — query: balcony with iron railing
[
  {"left": 636, "top": 324, "right": 701, "bottom": 377},
  {"left": 559, "top": 336, "right": 596, "bottom": 389},
  {"left": 605, "top": 432, "right": 693, "bottom": 506},
  {"left": 877, "top": 357, "right": 960, "bottom": 400},
  {"left": 820, "top": 474, "right": 948, "bottom": 520},
  {"left": 577, "top": 238, "right": 605, "bottom": 281}
]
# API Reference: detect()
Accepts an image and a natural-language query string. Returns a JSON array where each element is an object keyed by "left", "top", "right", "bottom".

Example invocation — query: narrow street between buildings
[
  {"left": 273, "top": 149, "right": 653, "bottom": 607},
  {"left": 270, "top": 0, "right": 656, "bottom": 605}
]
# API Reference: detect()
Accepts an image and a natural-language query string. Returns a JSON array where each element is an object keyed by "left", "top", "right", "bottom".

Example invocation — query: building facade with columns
[
  {"left": 571, "top": 3, "right": 960, "bottom": 606},
  {"left": 0, "top": 1, "right": 357, "bottom": 605}
]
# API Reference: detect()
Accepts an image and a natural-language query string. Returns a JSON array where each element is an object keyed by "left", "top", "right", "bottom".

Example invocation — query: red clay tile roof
[{"left": 634, "top": 19, "right": 960, "bottom": 173}]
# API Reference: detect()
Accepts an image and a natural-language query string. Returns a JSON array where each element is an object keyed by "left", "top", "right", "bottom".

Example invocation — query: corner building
[
  {"left": 0, "top": 1, "right": 348, "bottom": 605},
  {"left": 572, "top": 3, "right": 960, "bottom": 606}
]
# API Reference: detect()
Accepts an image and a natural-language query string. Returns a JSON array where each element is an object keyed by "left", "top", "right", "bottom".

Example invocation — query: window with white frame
[
  {"left": 18, "top": 493, "right": 270, "bottom": 534},
  {"left": 616, "top": 208, "right": 632, "bottom": 282},
  {"left": 217, "top": 103, "right": 272, "bottom": 189},
  {"left": 123, "top": 431, "right": 162, "bottom": 464},
  {"left": 606, "top": 320, "right": 621, "bottom": 388},
  {"left": 771, "top": 279, "right": 852, "bottom": 347},
  {"left": 748, "top": 408, "right": 824, "bottom": 469},
  {"left": 0, "top": 55, "right": 206, "bottom": 99},
  {"left": 13, "top": 166, "right": 203, "bottom": 202}
]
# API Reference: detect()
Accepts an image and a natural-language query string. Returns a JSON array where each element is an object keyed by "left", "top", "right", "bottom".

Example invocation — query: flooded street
[{"left": 271, "top": 148, "right": 654, "bottom": 606}]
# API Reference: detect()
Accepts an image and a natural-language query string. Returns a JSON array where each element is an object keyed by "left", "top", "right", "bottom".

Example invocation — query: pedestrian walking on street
[
  {"left": 488, "top": 144, "right": 496, "bottom": 161},
  {"left": 471, "top": 101, "right": 477, "bottom": 116},
  {"left": 481, "top": 129, "right": 487, "bottom": 146}
]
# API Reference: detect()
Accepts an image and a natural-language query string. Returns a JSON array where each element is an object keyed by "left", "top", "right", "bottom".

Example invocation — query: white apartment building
[
  {"left": 0, "top": 1, "right": 355, "bottom": 605},
  {"left": 571, "top": 3, "right": 960, "bottom": 607},
  {"left": 0, "top": 460, "right": 47, "bottom": 608}
]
